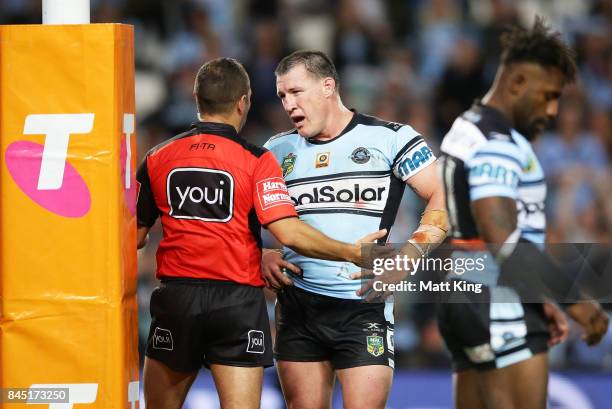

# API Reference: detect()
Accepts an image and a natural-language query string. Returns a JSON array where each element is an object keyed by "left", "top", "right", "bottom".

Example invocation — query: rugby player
[
  {"left": 136, "top": 57, "right": 385, "bottom": 409},
  {"left": 263, "top": 50, "right": 448, "bottom": 409},
  {"left": 437, "top": 18, "right": 609, "bottom": 409}
]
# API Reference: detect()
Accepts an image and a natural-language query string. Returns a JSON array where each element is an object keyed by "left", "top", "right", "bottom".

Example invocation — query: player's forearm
[
  {"left": 267, "top": 217, "right": 359, "bottom": 264},
  {"left": 471, "top": 196, "right": 518, "bottom": 249},
  {"left": 284, "top": 221, "right": 359, "bottom": 264},
  {"left": 402, "top": 162, "right": 448, "bottom": 259},
  {"left": 401, "top": 209, "right": 449, "bottom": 262}
]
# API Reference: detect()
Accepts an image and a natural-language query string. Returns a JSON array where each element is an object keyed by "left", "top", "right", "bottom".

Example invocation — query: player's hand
[
  {"left": 351, "top": 261, "right": 409, "bottom": 302},
  {"left": 350, "top": 229, "right": 390, "bottom": 268},
  {"left": 261, "top": 249, "right": 301, "bottom": 291},
  {"left": 543, "top": 302, "right": 569, "bottom": 346},
  {"left": 566, "top": 302, "right": 609, "bottom": 346}
]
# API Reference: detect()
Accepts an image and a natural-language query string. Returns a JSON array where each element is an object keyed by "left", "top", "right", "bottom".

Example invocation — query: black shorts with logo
[
  {"left": 274, "top": 286, "right": 394, "bottom": 369},
  {"left": 145, "top": 278, "right": 273, "bottom": 372},
  {"left": 436, "top": 283, "right": 549, "bottom": 372}
]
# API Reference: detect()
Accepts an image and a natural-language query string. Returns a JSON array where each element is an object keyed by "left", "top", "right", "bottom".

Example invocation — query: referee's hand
[{"left": 262, "top": 249, "right": 302, "bottom": 291}]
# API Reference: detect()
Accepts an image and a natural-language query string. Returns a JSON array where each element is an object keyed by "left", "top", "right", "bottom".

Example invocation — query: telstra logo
[{"left": 5, "top": 114, "right": 94, "bottom": 217}]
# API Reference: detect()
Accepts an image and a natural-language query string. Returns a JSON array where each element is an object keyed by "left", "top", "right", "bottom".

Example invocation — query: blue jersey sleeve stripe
[
  {"left": 470, "top": 184, "right": 517, "bottom": 201},
  {"left": 392, "top": 135, "right": 423, "bottom": 167},
  {"left": 518, "top": 178, "right": 545, "bottom": 187}
]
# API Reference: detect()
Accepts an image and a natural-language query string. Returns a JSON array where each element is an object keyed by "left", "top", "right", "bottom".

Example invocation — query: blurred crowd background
[{"left": 3, "top": 0, "right": 611, "bottom": 372}]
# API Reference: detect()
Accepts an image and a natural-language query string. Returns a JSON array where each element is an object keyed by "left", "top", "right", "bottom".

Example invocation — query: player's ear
[
  {"left": 322, "top": 77, "right": 335, "bottom": 97},
  {"left": 509, "top": 70, "right": 527, "bottom": 97}
]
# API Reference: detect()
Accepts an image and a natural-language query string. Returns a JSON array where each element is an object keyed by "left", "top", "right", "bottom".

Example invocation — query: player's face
[
  {"left": 276, "top": 64, "right": 330, "bottom": 138},
  {"left": 513, "top": 66, "right": 564, "bottom": 140}
]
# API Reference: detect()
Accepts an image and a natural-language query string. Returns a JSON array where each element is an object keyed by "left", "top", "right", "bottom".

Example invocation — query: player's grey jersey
[
  {"left": 439, "top": 103, "right": 546, "bottom": 285},
  {"left": 265, "top": 112, "right": 436, "bottom": 299}
]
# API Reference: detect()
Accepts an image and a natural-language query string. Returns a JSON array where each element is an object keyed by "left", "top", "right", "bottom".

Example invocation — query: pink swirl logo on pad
[{"left": 4, "top": 114, "right": 94, "bottom": 218}]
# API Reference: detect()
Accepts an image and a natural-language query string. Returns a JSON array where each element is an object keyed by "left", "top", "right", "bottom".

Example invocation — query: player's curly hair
[{"left": 500, "top": 16, "right": 577, "bottom": 83}]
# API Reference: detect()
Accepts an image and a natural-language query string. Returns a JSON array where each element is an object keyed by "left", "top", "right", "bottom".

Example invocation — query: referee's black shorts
[
  {"left": 437, "top": 282, "right": 549, "bottom": 372},
  {"left": 145, "top": 278, "right": 273, "bottom": 372},
  {"left": 274, "top": 285, "right": 395, "bottom": 369}
]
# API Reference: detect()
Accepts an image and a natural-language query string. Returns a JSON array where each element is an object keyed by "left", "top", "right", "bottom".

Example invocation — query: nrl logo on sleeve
[
  {"left": 281, "top": 153, "right": 297, "bottom": 177},
  {"left": 366, "top": 335, "right": 385, "bottom": 357}
]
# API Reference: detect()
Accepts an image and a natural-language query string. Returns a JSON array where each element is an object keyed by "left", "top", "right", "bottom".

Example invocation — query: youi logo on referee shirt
[{"left": 167, "top": 167, "right": 234, "bottom": 222}]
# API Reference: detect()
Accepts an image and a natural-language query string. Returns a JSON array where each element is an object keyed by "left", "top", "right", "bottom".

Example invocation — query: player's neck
[
  {"left": 481, "top": 91, "right": 514, "bottom": 127},
  {"left": 314, "top": 103, "right": 353, "bottom": 141}
]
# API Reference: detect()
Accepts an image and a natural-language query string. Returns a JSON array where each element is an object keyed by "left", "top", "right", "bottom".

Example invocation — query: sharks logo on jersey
[{"left": 265, "top": 112, "right": 436, "bottom": 299}]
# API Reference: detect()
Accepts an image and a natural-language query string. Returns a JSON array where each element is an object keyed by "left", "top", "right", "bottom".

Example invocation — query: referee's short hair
[
  {"left": 500, "top": 16, "right": 577, "bottom": 84},
  {"left": 275, "top": 50, "right": 340, "bottom": 92},
  {"left": 194, "top": 58, "right": 250, "bottom": 115}
]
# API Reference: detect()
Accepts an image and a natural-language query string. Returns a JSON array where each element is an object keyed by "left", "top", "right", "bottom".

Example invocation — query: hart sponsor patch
[
  {"left": 152, "top": 327, "right": 174, "bottom": 351},
  {"left": 257, "top": 177, "right": 293, "bottom": 210},
  {"left": 246, "top": 330, "right": 265, "bottom": 354},
  {"left": 167, "top": 167, "right": 234, "bottom": 222},
  {"left": 367, "top": 335, "right": 385, "bottom": 357}
]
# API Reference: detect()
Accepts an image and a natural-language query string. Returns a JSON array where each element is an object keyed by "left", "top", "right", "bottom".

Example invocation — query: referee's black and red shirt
[{"left": 137, "top": 122, "right": 297, "bottom": 286}]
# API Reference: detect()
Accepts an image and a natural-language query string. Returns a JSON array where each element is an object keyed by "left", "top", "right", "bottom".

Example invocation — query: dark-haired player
[
  {"left": 262, "top": 50, "right": 448, "bottom": 409},
  {"left": 437, "top": 17, "right": 609, "bottom": 409},
  {"left": 136, "top": 57, "right": 385, "bottom": 409}
]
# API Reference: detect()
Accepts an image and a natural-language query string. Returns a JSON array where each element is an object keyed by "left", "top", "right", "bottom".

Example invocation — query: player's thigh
[
  {"left": 210, "top": 364, "right": 263, "bottom": 409},
  {"left": 453, "top": 369, "right": 486, "bottom": 409},
  {"left": 143, "top": 356, "right": 198, "bottom": 409},
  {"left": 336, "top": 365, "right": 393, "bottom": 409},
  {"left": 479, "top": 352, "right": 549, "bottom": 409},
  {"left": 276, "top": 360, "right": 335, "bottom": 409}
]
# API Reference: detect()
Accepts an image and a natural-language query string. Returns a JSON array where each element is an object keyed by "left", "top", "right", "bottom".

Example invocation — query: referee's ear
[{"left": 237, "top": 94, "right": 250, "bottom": 115}]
